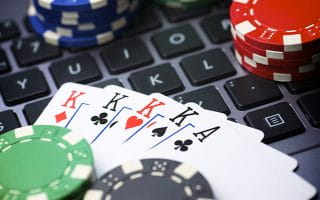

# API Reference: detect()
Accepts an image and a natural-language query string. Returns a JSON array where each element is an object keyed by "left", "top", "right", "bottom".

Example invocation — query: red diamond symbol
[{"left": 55, "top": 111, "right": 67, "bottom": 123}]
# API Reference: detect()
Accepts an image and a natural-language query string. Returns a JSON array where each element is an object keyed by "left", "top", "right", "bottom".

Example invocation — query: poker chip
[
  {"left": 230, "top": 0, "right": 320, "bottom": 52},
  {"left": 0, "top": 125, "right": 94, "bottom": 199},
  {"left": 84, "top": 158, "right": 214, "bottom": 200},
  {"left": 234, "top": 40, "right": 320, "bottom": 70},
  {"left": 235, "top": 50, "right": 320, "bottom": 82},
  {"left": 230, "top": 0, "right": 320, "bottom": 82},
  {"left": 231, "top": 26, "right": 320, "bottom": 61},
  {"left": 29, "top": 0, "right": 142, "bottom": 48},
  {"left": 29, "top": 5, "right": 136, "bottom": 38}
]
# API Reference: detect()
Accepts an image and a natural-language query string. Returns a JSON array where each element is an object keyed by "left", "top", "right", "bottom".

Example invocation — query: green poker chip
[{"left": 0, "top": 125, "right": 94, "bottom": 200}]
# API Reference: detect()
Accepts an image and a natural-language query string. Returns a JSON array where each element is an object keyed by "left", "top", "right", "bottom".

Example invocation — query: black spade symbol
[{"left": 152, "top": 127, "right": 167, "bottom": 137}]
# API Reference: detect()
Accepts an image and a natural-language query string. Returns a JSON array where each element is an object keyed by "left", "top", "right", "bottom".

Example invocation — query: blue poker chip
[
  {"left": 35, "top": 0, "right": 118, "bottom": 12},
  {"left": 28, "top": 9, "right": 128, "bottom": 47},
  {"left": 37, "top": 12, "right": 136, "bottom": 37},
  {"left": 28, "top": 0, "right": 143, "bottom": 47},
  {"left": 83, "top": 158, "right": 214, "bottom": 200},
  {"left": 32, "top": 0, "right": 133, "bottom": 21},
  {"left": 36, "top": 4, "right": 137, "bottom": 26}
]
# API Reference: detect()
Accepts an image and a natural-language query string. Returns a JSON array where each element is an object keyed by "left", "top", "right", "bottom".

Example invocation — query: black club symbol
[
  {"left": 174, "top": 139, "right": 193, "bottom": 152},
  {"left": 91, "top": 112, "right": 108, "bottom": 125}
]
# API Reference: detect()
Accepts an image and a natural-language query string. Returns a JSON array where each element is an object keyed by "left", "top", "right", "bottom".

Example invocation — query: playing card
[{"left": 187, "top": 102, "right": 298, "bottom": 171}]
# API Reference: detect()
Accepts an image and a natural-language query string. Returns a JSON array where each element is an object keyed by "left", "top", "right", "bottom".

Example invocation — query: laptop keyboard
[{"left": 0, "top": 1, "right": 319, "bottom": 157}]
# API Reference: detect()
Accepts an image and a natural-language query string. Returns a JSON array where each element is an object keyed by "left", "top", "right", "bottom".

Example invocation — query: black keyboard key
[
  {"left": 129, "top": 63, "right": 184, "bottom": 95},
  {"left": 286, "top": 79, "right": 320, "bottom": 94},
  {"left": 181, "top": 49, "right": 236, "bottom": 85},
  {"left": 152, "top": 24, "right": 204, "bottom": 59},
  {"left": 12, "top": 36, "right": 61, "bottom": 66},
  {"left": 50, "top": 54, "right": 102, "bottom": 87},
  {"left": 244, "top": 103, "right": 305, "bottom": 143},
  {"left": 94, "top": 79, "right": 123, "bottom": 88},
  {"left": 0, "top": 110, "right": 20, "bottom": 134},
  {"left": 0, "top": 19, "right": 20, "bottom": 42},
  {"left": 174, "top": 86, "right": 230, "bottom": 114},
  {"left": 0, "top": 68, "right": 50, "bottom": 106},
  {"left": 201, "top": 12, "right": 231, "bottom": 44},
  {"left": 101, "top": 38, "right": 153, "bottom": 74},
  {"left": 298, "top": 92, "right": 320, "bottom": 128},
  {"left": 163, "top": 7, "right": 210, "bottom": 22},
  {"left": 24, "top": 98, "right": 51, "bottom": 124},
  {"left": 0, "top": 48, "right": 11, "bottom": 74},
  {"left": 125, "top": 4, "right": 161, "bottom": 36},
  {"left": 225, "top": 75, "right": 283, "bottom": 110}
]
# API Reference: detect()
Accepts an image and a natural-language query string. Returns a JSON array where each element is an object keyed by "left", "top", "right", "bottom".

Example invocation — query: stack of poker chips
[
  {"left": 28, "top": 0, "right": 143, "bottom": 48},
  {"left": 230, "top": 0, "right": 320, "bottom": 82},
  {"left": 153, "top": 0, "right": 218, "bottom": 9}
]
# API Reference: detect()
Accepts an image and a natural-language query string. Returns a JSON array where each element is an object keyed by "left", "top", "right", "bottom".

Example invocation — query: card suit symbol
[
  {"left": 91, "top": 112, "right": 108, "bottom": 125},
  {"left": 55, "top": 111, "right": 67, "bottom": 123},
  {"left": 174, "top": 139, "right": 193, "bottom": 152},
  {"left": 110, "top": 121, "right": 118, "bottom": 128},
  {"left": 125, "top": 116, "right": 143, "bottom": 129},
  {"left": 152, "top": 127, "right": 167, "bottom": 137}
]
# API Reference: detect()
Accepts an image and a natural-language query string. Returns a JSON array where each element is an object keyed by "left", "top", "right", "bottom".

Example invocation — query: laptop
[{"left": 0, "top": 0, "right": 319, "bottom": 198}]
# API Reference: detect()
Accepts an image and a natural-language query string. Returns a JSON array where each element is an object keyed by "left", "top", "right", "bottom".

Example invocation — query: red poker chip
[
  {"left": 234, "top": 38, "right": 320, "bottom": 68},
  {"left": 231, "top": 25, "right": 320, "bottom": 61},
  {"left": 234, "top": 50, "right": 320, "bottom": 82},
  {"left": 234, "top": 48, "right": 319, "bottom": 74},
  {"left": 230, "top": 0, "right": 320, "bottom": 52}
]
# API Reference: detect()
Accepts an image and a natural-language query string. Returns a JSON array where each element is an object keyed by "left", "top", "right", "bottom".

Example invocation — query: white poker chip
[{"left": 83, "top": 158, "right": 214, "bottom": 200}]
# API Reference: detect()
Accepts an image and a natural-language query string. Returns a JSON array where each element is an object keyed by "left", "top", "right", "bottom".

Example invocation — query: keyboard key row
[{"left": 9, "top": 11, "right": 233, "bottom": 68}]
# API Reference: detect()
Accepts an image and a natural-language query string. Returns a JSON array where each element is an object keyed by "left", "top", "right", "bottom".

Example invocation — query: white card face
[
  {"left": 35, "top": 83, "right": 105, "bottom": 128},
  {"left": 188, "top": 102, "right": 298, "bottom": 171}
]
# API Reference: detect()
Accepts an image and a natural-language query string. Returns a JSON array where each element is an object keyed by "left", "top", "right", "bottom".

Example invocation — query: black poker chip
[{"left": 84, "top": 158, "right": 214, "bottom": 200}]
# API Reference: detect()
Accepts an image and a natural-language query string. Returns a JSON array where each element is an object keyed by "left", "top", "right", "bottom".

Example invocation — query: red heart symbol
[{"left": 125, "top": 116, "right": 143, "bottom": 129}]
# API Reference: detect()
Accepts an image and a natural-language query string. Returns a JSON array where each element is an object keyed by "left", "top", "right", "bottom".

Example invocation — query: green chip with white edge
[{"left": 0, "top": 125, "right": 94, "bottom": 200}]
